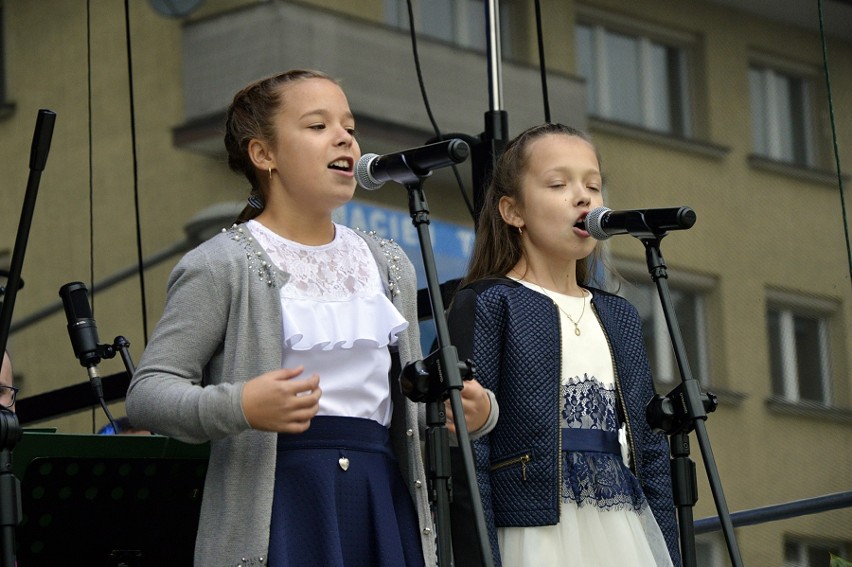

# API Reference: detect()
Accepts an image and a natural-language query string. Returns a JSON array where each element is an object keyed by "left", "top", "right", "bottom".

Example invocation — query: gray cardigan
[{"left": 126, "top": 224, "right": 437, "bottom": 566}]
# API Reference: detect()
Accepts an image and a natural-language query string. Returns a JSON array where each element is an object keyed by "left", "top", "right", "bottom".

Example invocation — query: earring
[
  {"left": 518, "top": 226, "right": 523, "bottom": 236},
  {"left": 268, "top": 167, "right": 273, "bottom": 181}
]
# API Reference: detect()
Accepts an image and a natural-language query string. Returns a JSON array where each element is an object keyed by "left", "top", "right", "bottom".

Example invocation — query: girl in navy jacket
[{"left": 448, "top": 123, "right": 681, "bottom": 567}]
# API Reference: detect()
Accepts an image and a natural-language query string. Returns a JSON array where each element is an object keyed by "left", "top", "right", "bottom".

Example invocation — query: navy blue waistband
[
  {"left": 276, "top": 416, "right": 392, "bottom": 454},
  {"left": 562, "top": 428, "right": 620, "bottom": 455}
]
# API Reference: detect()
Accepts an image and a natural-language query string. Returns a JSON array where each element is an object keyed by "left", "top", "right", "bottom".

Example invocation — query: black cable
[
  {"left": 533, "top": 0, "right": 551, "bottom": 123},
  {"left": 405, "top": 0, "right": 475, "bottom": 220},
  {"left": 122, "top": 0, "right": 150, "bottom": 344},
  {"left": 817, "top": 0, "right": 852, "bottom": 289},
  {"left": 86, "top": 0, "right": 96, "bottom": 433}
]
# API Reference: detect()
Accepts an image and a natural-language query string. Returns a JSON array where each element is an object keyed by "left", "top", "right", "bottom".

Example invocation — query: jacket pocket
[{"left": 490, "top": 451, "right": 533, "bottom": 481}]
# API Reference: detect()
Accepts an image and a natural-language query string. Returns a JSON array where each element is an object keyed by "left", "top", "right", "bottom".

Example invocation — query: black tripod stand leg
[
  {"left": 0, "top": 449, "right": 21, "bottom": 567},
  {"left": 670, "top": 432, "right": 698, "bottom": 567},
  {"left": 425, "top": 402, "right": 454, "bottom": 566}
]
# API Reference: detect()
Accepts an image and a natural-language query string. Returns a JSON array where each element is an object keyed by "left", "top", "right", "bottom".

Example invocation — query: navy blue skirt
[{"left": 268, "top": 416, "right": 425, "bottom": 567}]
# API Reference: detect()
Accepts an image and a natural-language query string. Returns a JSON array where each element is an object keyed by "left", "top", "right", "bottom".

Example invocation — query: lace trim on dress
[{"left": 560, "top": 374, "right": 647, "bottom": 512}]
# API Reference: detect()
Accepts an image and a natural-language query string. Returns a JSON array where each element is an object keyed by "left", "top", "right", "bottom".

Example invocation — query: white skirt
[{"left": 497, "top": 501, "right": 675, "bottom": 567}]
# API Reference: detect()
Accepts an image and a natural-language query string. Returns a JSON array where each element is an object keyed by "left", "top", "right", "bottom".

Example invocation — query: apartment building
[{"left": 0, "top": 1, "right": 849, "bottom": 564}]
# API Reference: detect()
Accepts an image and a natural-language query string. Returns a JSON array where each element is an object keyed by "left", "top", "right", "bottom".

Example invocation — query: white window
[
  {"left": 384, "top": 0, "right": 511, "bottom": 53},
  {"left": 619, "top": 277, "right": 710, "bottom": 386},
  {"left": 784, "top": 538, "right": 850, "bottom": 567},
  {"left": 767, "top": 298, "right": 833, "bottom": 405},
  {"left": 576, "top": 22, "right": 692, "bottom": 137},
  {"left": 749, "top": 64, "right": 816, "bottom": 167},
  {"left": 695, "top": 533, "right": 725, "bottom": 567}
]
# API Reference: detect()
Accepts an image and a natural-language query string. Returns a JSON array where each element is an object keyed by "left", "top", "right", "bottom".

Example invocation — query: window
[
  {"left": 695, "top": 533, "right": 724, "bottom": 567},
  {"left": 749, "top": 64, "right": 817, "bottom": 167},
  {"left": 576, "top": 22, "right": 692, "bottom": 137},
  {"left": 784, "top": 538, "right": 850, "bottom": 567},
  {"left": 619, "top": 277, "right": 710, "bottom": 386},
  {"left": 767, "top": 302, "right": 832, "bottom": 405},
  {"left": 384, "top": 0, "right": 511, "bottom": 54},
  {"left": 0, "top": 2, "right": 13, "bottom": 119}
]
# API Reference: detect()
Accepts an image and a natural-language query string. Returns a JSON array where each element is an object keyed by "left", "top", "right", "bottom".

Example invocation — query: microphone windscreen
[
  {"left": 355, "top": 153, "right": 382, "bottom": 190},
  {"left": 585, "top": 207, "right": 612, "bottom": 240}
]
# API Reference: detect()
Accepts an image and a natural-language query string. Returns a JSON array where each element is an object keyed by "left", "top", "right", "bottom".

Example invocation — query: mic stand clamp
[
  {"left": 400, "top": 349, "right": 477, "bottom": 405},
  {"left": 399, "top": 177, "right": 494, "bottom": 567},
  {"left": 84, "top": 336, "right": 136, "bottom": 434}
]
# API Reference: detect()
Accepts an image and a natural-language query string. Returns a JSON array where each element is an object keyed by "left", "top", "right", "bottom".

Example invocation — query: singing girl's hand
[
  {"left": 445, "top": 378, "right": 491, "bottom": 435},
  {"left": 241, "top": 365, "right": 321, "bottom": 433}
]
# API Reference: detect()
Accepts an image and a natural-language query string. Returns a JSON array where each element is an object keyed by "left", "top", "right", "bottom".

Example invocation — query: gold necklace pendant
[
  {"left": 533, "top": 283, "right": 587, "bottom": 337},
  {"left": 567, "top": 314, "right": 582, "bottom": 336}
]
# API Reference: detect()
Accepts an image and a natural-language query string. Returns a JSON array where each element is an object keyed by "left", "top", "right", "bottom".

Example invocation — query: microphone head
[
  {"left": 59, "top": 281, "right": 102, "bottom": 367},
  {"left": 355, "top": 153, "right": 383, "bottom": 190},
  {"left": 585, "top": 207, "right": 612, "bottom": 240}
]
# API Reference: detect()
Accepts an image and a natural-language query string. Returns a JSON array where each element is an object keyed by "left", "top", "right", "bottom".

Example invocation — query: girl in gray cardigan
[{"left": 126, "top": 70, "right": 492, "bottom": 567}]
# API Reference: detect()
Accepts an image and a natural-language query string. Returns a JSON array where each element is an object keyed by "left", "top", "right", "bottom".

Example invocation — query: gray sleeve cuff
[{"left": 468, "top": 388, "right": 498, "bottom": 440}]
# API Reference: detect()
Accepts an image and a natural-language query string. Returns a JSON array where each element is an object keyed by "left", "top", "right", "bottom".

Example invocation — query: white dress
[
  {"left": 247, "top": 220, "right": 408, "bottom": 425},
  {"left": 498, "top": 283, "right": 675, "bottom": 567}
]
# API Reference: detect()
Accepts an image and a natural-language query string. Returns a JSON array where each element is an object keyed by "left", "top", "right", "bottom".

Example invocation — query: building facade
[{"left": 0, "top": 0, "right": 850, "bottom": 565}]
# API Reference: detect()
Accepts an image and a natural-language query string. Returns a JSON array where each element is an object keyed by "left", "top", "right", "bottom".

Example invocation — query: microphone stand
[
  {"left": 398, "top": 177, "right": 493, "bottom": 567},
  {"left": 0, "top": 412, "right": 21, "bottom": 567},
  {"left": 640, "top": 232, "right": 744, "bottom": 567},
  {"left": 470, "top": 0, "right": 508, "bottom": 226},
  {"left": 0, "top": 108, "right": 57, "bottom": 567}
]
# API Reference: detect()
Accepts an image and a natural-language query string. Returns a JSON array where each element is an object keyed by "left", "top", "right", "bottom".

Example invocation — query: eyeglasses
[{"left": 0, "top": 385, "right": 19, "bottom": 409}]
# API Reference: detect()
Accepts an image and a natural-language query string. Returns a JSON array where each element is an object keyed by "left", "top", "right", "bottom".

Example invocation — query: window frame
[
  {"left": 384, "top": 0, "right": 511, "bottom": 54},
  {"left": 783, "top": 536, "right": 851, "bottom": 567},
  {"left": 616, "top": 260, "right": 714, "bottom": 387},
  {"left": 748, "top": 52, "right": 825, "bottom": 169},
  {"left": 766, "top": 289, "right": 836, "bottom": 406},
  {"left": 575, "top": 9, "right": 697, "bottom": 138},
  {"left": 0, "top": 1, "right": 14, "bottom": 120}
]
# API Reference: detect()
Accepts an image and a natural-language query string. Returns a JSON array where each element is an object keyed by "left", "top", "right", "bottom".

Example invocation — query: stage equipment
[
  {"left": 357, "top": 139, "right": 493, "bottom": 567},
  {"left": 584, "top": 206, "right": 697, "bottom": 240},
  {"left": 59, "top": 281, "right": 137, "bottom": 437},
  {"left": 634, "top": 216, "right": 745, "bottom": 567},
  {"left": 0, "top": 109, "right": 57, "bottom": 567},
  {"left": 356, "top": 139, "right": 470, "bottom": 190}
]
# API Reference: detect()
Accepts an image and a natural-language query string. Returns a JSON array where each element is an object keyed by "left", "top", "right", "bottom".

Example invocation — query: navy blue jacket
[{"left": 447, "top": 277, "right": 681, "bottom": 567}]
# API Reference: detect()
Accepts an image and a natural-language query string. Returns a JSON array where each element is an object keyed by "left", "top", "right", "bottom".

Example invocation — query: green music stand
[{"left": 12, "top": 431, "right": 209, "bottom": 566}]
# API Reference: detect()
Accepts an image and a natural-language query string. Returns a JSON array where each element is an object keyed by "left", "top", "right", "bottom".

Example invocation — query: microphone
[
  {"left": 356, "top": 138, "right": 470, "bottom": 190},
  {"left": 59, "top": 282, "right": 121, "bottom": 433},
  {"left": 584, "top": 206, "right": 697, "bottom": 240},
  {"left": 59, "top": 281, "right": 106, "bottom": 370}
]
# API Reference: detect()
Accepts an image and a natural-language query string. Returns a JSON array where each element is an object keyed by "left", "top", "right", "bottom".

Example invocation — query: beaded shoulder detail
[
  {"left": 221, "top": 224, "right": 284, "bottom": 288},
  {"left": 352, "top": 227, "right": 405, "bottom": 298}
]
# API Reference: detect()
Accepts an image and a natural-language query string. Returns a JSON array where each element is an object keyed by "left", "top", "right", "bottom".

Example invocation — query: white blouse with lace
[{"left": 247, "top": 220, "right": 409, "bottom": 427}]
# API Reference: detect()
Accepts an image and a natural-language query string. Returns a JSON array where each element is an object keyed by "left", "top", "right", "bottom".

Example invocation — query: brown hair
[
  {"left": 223, "top": 69, "right": 338, "bottom": 223},
  {"left": 462, "top": 122, "right": 605, "bottom": 287}
]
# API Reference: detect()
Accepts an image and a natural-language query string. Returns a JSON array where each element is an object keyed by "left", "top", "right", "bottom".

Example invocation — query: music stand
[{"left": 12, "top": 431, "right": 209, "bottom": 567}]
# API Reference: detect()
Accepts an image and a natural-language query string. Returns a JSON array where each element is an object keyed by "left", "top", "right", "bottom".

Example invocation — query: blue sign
[
  {"left": 338, "top": 200, "right": 475, "bottom": 352},
  {"left": 338, "top": 201, "right": 475, "bottom": 290}
]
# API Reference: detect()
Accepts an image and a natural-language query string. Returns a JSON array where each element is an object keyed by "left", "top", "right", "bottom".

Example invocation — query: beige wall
[
  {"left": 1, "top": 0, "right": 850, "bottom": 563},
  {"left": 1, "top": 1, "right": 237, "bottom": 432},
  {"left": 576, "top": 1, "right": 852, "bottom": 564}
]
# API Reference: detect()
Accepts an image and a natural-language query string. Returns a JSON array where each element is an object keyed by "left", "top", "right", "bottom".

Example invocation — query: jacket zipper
[
  {"left": 490, "top": 454, "right": 531, "bottom": 480},
  {"left": 555, "top": 303, "right": 564, "bottom": 516},
  {"left": 591, "top": 304, "right": 640, "bottom": 480}
]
